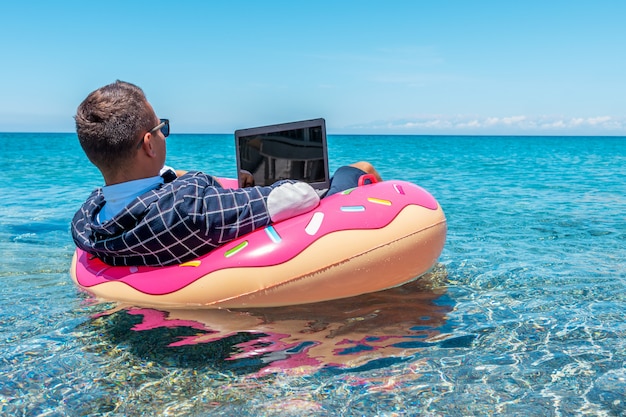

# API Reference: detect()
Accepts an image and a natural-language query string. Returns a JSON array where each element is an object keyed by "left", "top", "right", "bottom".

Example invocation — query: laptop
[{"left": 234, "top": 118, "right": 330, "bottom": 192}]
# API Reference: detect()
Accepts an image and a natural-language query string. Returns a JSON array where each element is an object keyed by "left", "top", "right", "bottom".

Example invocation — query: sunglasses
[{"left": 137, "top": 119, "right": 170, "bottom": 148}]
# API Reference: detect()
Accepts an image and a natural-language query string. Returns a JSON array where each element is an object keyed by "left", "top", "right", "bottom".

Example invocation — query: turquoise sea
[{"left": 1, "top": 132, "right": 625, "bottom": 416}]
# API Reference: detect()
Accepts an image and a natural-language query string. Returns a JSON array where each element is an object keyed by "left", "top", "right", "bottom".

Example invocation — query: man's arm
[{"left": 182, "top": 172, "right": 320, "bottom": 246}]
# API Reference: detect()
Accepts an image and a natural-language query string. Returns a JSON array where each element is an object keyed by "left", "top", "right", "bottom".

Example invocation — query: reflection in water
[{"left": 90, "top": 265, "right": 457, "bottom": 376}]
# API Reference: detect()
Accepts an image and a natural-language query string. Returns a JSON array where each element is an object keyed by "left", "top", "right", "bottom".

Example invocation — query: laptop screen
[{"left": 234, "top": 118, "right": 330, "bottom": 190}]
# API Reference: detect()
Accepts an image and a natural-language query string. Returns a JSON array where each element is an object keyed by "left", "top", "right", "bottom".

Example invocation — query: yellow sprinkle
[
  {"left": 179, "top": 260, "right": 201, "bottom": 267},
  {"left": 367, "top": 197, "right": 392, "bottom": 206}
]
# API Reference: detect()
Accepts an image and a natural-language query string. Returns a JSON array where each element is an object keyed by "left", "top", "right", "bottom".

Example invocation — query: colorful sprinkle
[
  {"left": 393, "top": 184, "right": 405, "bottom": 195},
  {"left": 367, "top": 197, "right": 392, "bottom": 206},
  {"left": 179, "top": 260, "right": 201, "bottom": 267},
  {"left": 265, "top": 225, "right": 282, "bottom": 243},
  {"left": 225, "top": 241, "right": 249, "bottom": 258},
  {"left": 340, "top": 205, "right": 366, "bottom": 212},
  {"left": 305, "top": 212, "right": 325, "bottom": 235}
]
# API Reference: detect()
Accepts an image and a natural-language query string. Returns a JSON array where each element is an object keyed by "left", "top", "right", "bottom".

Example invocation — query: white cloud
[
  {"left": 541, "top": 120, "right": 567, "bottom": 129},
  {"left": 587, "top": 116, "right": 612, "bottom": 125},
  {"left": 340, "top": 115, "right": 626, "bottom": 135},
  {"left": 502, "top": 116, "right": 527, "bottom": 125},
  {"left": 484, "top": 117, "right": 500, "bottom": 126}
]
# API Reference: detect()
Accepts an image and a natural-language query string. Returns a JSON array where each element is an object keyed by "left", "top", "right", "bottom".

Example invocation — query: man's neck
[{"left": 103, "top": 166, "right": 161, "bottom": 186}]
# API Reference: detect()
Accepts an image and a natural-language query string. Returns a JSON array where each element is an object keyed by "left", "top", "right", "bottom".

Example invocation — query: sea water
[{"left": 1, "top": 133, "right": 625, "bottom": 416}]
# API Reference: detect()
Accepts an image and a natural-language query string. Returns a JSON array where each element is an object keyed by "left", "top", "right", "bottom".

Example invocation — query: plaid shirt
[{"left": 71, "top": 171, "right": 297, "bottom": 266}]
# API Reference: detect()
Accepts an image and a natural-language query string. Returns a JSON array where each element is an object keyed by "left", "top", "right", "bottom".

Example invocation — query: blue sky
[{"left": 1, "top": 1, "right": 625, "bottom": 135}]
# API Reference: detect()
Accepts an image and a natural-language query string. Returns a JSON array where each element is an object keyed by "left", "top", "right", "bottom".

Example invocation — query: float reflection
[{"left": 94, "top": 265, "right": 453, "bottom": 376}]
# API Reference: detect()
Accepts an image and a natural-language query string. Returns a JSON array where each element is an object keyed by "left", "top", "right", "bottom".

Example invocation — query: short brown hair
[{"left": 75, "top": 80, "right": 155, "bottom": 173}]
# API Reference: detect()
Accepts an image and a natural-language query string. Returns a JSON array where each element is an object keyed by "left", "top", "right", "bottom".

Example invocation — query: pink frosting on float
[{"left": 74, "top": 180, "right": 438, "bottom": 295}]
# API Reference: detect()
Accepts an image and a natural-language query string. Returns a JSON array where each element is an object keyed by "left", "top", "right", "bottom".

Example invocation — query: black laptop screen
[{"left": 234, "top": 118, "right": 330, "bottom": 189}]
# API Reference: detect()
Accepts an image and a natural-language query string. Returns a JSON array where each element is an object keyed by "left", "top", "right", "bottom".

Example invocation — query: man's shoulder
[
  {"left": 171, "top": 171, "right": 220, "bottom": 186},
  {"left": 77, "top": 188, "right": 104, "bottom": 210},
  {"left": 144, "top": 171, "right": 223, "bottom": 204}
]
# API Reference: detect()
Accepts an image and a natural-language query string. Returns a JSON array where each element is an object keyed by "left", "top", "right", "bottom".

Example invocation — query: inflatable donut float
[{"left": 70, "top": 179, "right": 446, "bottom": 308}]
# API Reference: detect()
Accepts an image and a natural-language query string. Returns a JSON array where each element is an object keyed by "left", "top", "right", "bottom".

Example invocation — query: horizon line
[{"left": 1, "top": 131, "right": 625, "bottom": 138}]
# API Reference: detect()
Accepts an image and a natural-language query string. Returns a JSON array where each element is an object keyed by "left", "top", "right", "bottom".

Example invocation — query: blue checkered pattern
[{"left": 72, "top": 171, "right": 294, "bottom": 266}]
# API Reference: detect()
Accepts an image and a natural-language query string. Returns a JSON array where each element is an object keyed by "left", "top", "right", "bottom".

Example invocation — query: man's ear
[{"left": 140, "top": 132, "right": 157, "bottom": 157}]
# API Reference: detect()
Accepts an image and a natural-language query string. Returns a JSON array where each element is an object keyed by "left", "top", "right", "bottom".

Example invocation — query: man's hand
[{"left": 239, "top": 170, "right": 255, "bottom": 187}]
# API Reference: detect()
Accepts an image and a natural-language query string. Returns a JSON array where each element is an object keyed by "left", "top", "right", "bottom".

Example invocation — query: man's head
[{"left": 75, "top": 81, "right": 162, "bottom": 180}]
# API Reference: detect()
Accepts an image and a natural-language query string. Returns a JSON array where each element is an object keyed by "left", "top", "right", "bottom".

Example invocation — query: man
[{"left": 72, "top": 80, "right": 381, "bottom": 267}]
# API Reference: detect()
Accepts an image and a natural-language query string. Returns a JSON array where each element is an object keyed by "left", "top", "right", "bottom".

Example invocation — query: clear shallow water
[{"left": 1, "top": 133, "right": 625, "bottom": 416}]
